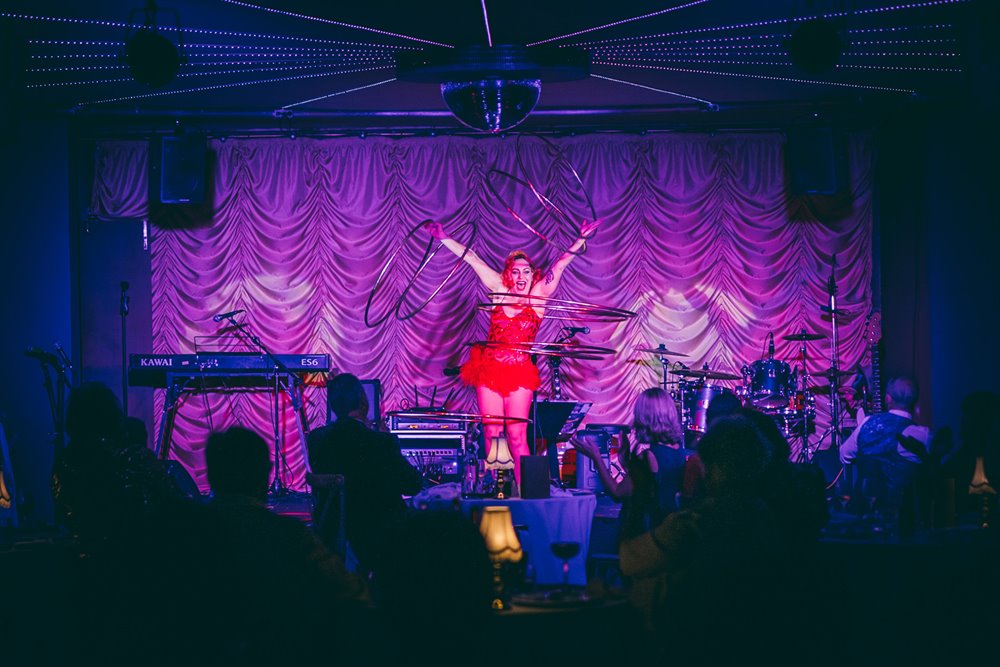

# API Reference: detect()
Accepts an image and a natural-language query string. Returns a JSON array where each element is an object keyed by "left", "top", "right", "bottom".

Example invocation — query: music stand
[{"left": 530, "top": 399, "right": 592, "bottom": 479}]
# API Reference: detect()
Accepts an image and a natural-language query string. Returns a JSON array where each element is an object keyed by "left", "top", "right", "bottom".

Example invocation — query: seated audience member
[
  {"left": 201, "top": 426, "right": 367, "bottom": 664},
  {"left": 572, "top": 388, "right": 690, "bottom": 538},
  {"left": 681, "top": 390, "right": 744, "bottom": 505},
  {"left": 618, "top": 415, "right": 795, "bottom": 665},
  {"left": 840, "top": 375, "right": 931, "bottom": 518},
  {"left": 52, "top": 382, "right": 179, "bottom": 555},
  {"left": 374, "top": 511, "right": 494, "bottom": 665},
  {"left": 307, "top": 373, "right": 423, "bottom": 572},
  {"left": 742, "top": 407, "right": 828, "bottom": 544}
]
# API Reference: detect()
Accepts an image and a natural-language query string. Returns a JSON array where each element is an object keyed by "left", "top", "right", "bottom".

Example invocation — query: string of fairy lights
[{"left": 0, "top": 0, "right": 973, "bottom": 111}]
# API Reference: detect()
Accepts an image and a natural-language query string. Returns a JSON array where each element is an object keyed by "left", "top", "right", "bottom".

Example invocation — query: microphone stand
[
  {"left": 222, "top": 314, "right": 294, "bottom": 496},
  {"left": 27, "top": 350, "right": 73, "bottom": 449},
  {"left": 120, "top": 282, "right": 130, "bottom": 417},
  {"left": 533, "top": 328, "right": 575, "bottom": 477},
  {"left": 822, "top": 256, "right": 843, "bottom": 454}
]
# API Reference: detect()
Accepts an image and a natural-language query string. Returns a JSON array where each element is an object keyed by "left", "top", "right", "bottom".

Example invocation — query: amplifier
[
  {"left": 389, "top": 409, "right": 467, "bottom": 432},
  {"left": 396, "top": 432, "right": 465, "bottom": 450},
  {"left": 397, "top": 433, "right": 465, "bottom": 480}
]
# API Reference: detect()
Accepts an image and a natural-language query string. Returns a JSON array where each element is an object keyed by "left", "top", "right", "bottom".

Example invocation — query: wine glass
[{"left": 550, "top": 541, "right": 580, "bottom": 589}]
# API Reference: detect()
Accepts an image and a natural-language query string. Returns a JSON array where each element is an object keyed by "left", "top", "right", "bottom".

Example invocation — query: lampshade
[
  {"left": 484, "top": 435, "right": 514, "bottom": 470},
  {"left": 479, "top": 506, "right": 523, "bottom": 563},
  {"left": 969, "top": 457, "right": 996, "bottom": 495}
]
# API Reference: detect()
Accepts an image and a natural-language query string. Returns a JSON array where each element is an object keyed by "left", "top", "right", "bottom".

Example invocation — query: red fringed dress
[{"left": 460, "top": 304, "right": 542, "bottom": 396}]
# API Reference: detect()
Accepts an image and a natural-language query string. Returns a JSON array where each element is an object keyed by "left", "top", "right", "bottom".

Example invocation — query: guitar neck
[{"left": 870, "top": 340, "right": 882, "bottom": 414}]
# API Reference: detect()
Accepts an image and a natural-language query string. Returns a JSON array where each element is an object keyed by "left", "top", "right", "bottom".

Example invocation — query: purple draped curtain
[{"left": 92, "top": 133, "right": 873, "bottom": 490}]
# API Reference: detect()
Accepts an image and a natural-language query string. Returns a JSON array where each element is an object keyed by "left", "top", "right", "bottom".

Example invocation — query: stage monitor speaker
[
  {"left": 149, "top": 134, "right": 208, "bottom": 204},
  {"left": 328, "top": 377, "right": 382, "bottom": 428},
  {"left": 519, "top": 456, "right": 550, "bottom": 499},
  {"left": 785, "top": 127, "right": 847, "bottom": 195}
]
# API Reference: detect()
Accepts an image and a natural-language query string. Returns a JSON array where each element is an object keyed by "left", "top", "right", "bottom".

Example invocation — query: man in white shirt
[
  {"left": 840, "top": 375, "right": 931, "bottom": 465},
  {"left": 839, "top": 375, "right": 931, "bottom": 517}
]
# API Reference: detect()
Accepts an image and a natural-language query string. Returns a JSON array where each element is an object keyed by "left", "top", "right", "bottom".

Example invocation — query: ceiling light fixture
[{"left": 396, "top": 44, "right": 590, "bottom": 133}]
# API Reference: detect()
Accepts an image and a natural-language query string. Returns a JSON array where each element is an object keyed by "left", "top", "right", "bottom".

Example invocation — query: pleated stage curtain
[{"left": 91, "top": 132, "right": 874, "bottom": 490}]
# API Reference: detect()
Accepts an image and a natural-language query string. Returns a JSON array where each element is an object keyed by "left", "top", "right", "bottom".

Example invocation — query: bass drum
[
  {"left": 747, "top": 358, "right": 792, "bottom": 409},
  {"left": 684, "top": 384, "right": 735, "bottom": 433}
]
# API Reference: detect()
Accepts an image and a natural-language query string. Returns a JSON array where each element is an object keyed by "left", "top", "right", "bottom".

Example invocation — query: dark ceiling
[{"left": 1, "top": 0, "right": 992, "bottom": 133}]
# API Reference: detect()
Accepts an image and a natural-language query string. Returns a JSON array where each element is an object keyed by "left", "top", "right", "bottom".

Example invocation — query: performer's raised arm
[
  {"left": 424, "top": 220, "right": 502, "bottom": 291},
  {"left": 533, "top": 219, "right": 600, "bottom": 298}
]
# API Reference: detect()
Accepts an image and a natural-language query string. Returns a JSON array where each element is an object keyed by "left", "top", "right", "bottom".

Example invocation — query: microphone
[
  {"left": 54, "top": 342, "right": 73, "bottom": 369},
  {"left": 120, "top": 281, "right": 130, "bottom": 316},
  {"left": 768, "top": 332, "right": 774, "bottom": 359},
  {"left": 25, "top": 347, "right": 60, "bottom": 366},
  {"left": 563, "top": 326, "right": 590, "bottom": 335},
  {"left": 443, "top": 366, "right": 462, "bottom": 377},
  {"left": 212, "top": 308, "right": 245, "bottom": 323}
]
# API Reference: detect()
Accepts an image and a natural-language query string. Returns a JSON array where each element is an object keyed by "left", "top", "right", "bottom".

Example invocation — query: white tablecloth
[{"left": 413, "top": 483, "right": 598, "bottom": 585}]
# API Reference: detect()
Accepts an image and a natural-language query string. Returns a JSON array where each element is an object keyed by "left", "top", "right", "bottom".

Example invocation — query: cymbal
[
  {"left": 635, "top": 344, "right": 689, "bottom": 357},
  {"left": 783, "top": 332, "right": 826, "bottom": 342},
  {"left": 670, "top": 368, "right": 742, "bottom": 381},
  {"left": 813, "top": 367, "right": 854, "bottom": 379}
]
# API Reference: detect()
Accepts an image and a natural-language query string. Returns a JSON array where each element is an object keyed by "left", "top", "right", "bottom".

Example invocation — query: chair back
[{"left": 306, "top": 472, "right": 347, "bottom": 559}]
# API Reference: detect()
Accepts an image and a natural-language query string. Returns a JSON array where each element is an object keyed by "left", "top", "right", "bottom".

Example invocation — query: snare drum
[
  {"left": 748, "top": 359, "right": 792, "bottom": 409},
  {"left": 684, "top": 384, "right": 734, "bottom": 433}
]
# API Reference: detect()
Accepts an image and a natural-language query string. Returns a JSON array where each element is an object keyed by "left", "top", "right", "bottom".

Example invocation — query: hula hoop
[
  {"left": 481, "top": 133, "right": 599, "bottom": 256},
  {"left": 364, "top": 221, "right": 435, "bottom": 328},
  {"left": 486, "top": 167, "right": 587, "bottom": 257},
  {"left": 364, "top": 219, "right": 478, "bottom": 327},
  {"left": 480, "top": 292, "right": 636, "bottom": 322},
  {"left": 385, "top": 410, "right": 532, "bottom": 424},
  {"left": 514, "top": 134, "right": 598, "bottom": 240},
  {"left": 395, "top": 220, "right": 477, "bottom": 321},
  {"left": 466, "top": 340, "right": 616, "bottom": 360}
]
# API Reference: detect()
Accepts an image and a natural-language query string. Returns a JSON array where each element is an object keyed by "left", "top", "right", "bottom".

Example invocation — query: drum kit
[{"left": 634, "top": 328, "right": 852, "bottom": 457}]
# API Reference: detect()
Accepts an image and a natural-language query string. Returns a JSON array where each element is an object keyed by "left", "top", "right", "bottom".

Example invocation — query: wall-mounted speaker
[
  {"left": 785, "top": 127, "right": 847, "bottom": 195},
  {"left": 149, "top": 134, "right": 208, "bottom": 204}
]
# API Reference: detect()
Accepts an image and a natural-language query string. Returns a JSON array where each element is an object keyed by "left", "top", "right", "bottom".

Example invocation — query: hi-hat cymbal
[
  {"left": 635, "top": 344, "right": 689, "bottom": 357},
  {"left": 670, "top": 368, "right": 742, "bottom": 381},
  {"left": 783, "top": 332, "right": 826, "bottom": 342},
  {"left": 813, "top": 367, "right": 854, "bottom": 379}
]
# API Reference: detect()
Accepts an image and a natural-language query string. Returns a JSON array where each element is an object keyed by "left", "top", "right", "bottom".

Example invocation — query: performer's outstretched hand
[
  {"left": 423, "top": 220, "right": 448, "bottom": 240},
  {"left": 580, "top": 218, "right": 601, "bottom": 239}
]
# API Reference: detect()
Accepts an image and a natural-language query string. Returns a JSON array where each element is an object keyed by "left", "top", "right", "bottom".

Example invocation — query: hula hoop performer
[{"left": 423, "top": 220, "right": 599, "bottom": 484}]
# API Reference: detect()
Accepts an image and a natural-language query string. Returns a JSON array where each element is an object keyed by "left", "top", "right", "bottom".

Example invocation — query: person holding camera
[{"left": 571, "top": 387, "right": 690, "bottom": 537}]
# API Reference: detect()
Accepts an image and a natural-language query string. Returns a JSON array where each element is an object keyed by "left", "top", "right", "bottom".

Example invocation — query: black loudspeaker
[
  {"left": 149, "top": 134, "right": 208, "bottom": 204},
  {"left": 162, "top": 460, "right": 202, "bottom": 499},
  {"left": 785, "top": 127, "right": 847, "bottom": 195},
  {"left": 519, "top": 456, "right": 550, "bottom": 499}
]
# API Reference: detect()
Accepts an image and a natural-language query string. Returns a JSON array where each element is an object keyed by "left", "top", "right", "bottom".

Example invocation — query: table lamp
[
  {"left": 969, "top": 456, "right": 997, "bottom": 529},
  {"left": 484, "top": 434, "right": 515, "bottom": 498},
  {"left": 480, "top": 506, "right": 523, "bottom": 610}
]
